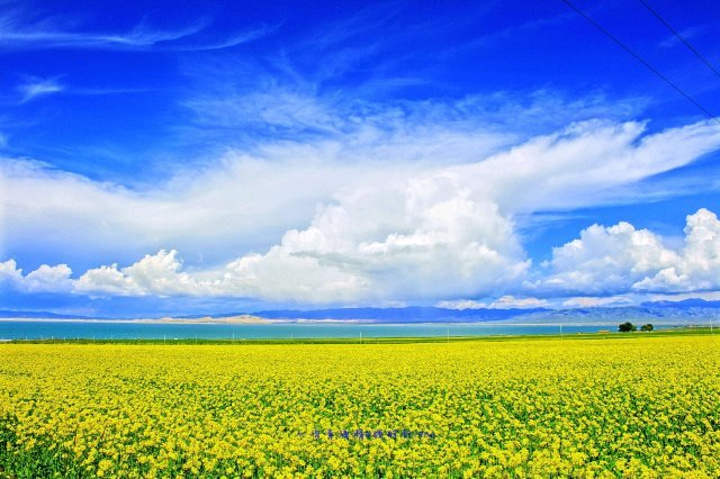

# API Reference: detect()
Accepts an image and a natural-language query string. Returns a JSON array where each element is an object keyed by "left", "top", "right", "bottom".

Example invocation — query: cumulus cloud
[
  {"left": 3, "top": 109, "right": 720, "bottom": 303},
  {"left": 75, "top": 263, "right": 144, "bottom": 296},
  {"left": 4, "top": 207, "right": 720, "bottom": 303},
  {"left": 23, "top": 264, "right": 73, "bottom": 292},
  {"left": 1, "top": 155, "right": 392, "bottom": 267},
  {"left": 0, "top": 259, "right": 23, "bottom": 284},
  {"left": 633, "top": 209, "right": 720, "bottom": 292},
  {"left": 537, "top": 208, "right": 720, "bottom": 296},
  {"left": 41, "top": 174, "right": 529, "bottom": 303},
  {"left": 213, "top": 179, "right": 529, "bottom": 302},
  {"left": 538, "top": 221, "right": 680, "bottom": 295},
  {"left": 0, "top": 260, "right": 73, "bottom": 293},
  {"left": 75, "top": 250, "right": 198, "bottom": 297}
]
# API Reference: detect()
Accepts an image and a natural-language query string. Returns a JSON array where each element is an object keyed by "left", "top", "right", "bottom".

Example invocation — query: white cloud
[
  {"left": 0, "top": 259, "right": 23, "bottom": 283},
  {"left": 1, "top": 155, "right": 390, "bottom": 267},
  {"left": 23, "top": 263, "right": 73, "bottom": 292},
  {"left": 2, "top": 261, "right": 73, "bottom": 293},
  {"left": 4, "top": 208, "right": 720, "bottom": 303},
  {"left": 633, "top": 209, "right": 720, "bottom": 292},
  {"left": 212, "top": 179, "right": 529, "bottom": 302},
  {"left": 64, "top": 173, "right": 529, "bottom": 303},
  {"left": 0, "top": 91, "right": 538, "bottom": 270},
  {"left": 75, "top": 263, "right": 144, "bottom": 296},
  {"left": 3, "top": 93, "right": 720, "bottom": 303},
  {"left": 537, "top": 208, "right": 720, "bottom": 296},
  {"left": 6, "top": 117, "right": 720, "bottom": 271},
  {"left": 75, "top": 250, "right": 205, "bottom": 297},
  {"left": 0, "top": 10, "right": 272, "bottom": 51},
  {"left": 17, "top": 78, "right": 63, "bottom": 102},
  {"left": 538, "top": 221, "right": 680, "bottom": 295},
  {"left": 450, "top": 119, "right": 720, "bottom": 213}
]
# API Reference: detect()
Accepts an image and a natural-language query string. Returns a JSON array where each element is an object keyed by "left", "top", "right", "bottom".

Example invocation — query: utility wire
[
  {"left": 639, "top": 0, "right": 720, "bottom": 81},
  {"left": 560, "top": 0, "right": 720, "bottom": 125}
]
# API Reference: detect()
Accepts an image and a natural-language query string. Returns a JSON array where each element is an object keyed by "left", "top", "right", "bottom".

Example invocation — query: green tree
[
  {"left": 618, "top": 322, "right": 637, "bottom": 332},
  {"left": 641, "top": 323, "right": 654, "bottom": 332}
]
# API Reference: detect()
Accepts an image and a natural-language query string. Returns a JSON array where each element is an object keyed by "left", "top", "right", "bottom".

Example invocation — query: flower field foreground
[{"left": 1, "top": 335, "right": 719, "bottom": 478}]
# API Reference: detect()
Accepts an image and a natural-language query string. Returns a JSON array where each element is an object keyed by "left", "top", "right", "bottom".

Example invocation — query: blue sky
[{"left": 1, "top": 0, "right": 720, "bottom": 317}]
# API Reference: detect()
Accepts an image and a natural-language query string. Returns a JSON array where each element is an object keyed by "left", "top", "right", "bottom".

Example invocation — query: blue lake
[{"left": 0, "top": 321, "right": 614, "bottom": 340}]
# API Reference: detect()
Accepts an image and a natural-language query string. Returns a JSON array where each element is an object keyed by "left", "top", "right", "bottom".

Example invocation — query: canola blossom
[{"left": 1, "top": 335, "right": 719, "bottom": 477}]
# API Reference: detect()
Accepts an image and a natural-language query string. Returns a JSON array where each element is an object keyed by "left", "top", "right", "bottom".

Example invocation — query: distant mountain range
[
  {"left": 169, "top": 299, "right": 720, "bottom": 323},
  {"left": 2, "top": 299, "right": 720, "bottom": 323},
  {"left": 251, "top": 306, "right": 548, "bottom": 322},
  {"left": 517, "top": 304, "right": 720, "bottom": 324}
]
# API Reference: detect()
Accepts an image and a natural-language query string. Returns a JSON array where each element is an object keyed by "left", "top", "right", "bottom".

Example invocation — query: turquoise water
[{"left": 0, "top": 321, "right": 611, "bottom": 340}]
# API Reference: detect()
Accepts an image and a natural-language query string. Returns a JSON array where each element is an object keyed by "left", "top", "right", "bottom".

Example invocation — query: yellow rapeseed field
[{"left": 1, "top": 335, "right": 719, "bottom": 478}]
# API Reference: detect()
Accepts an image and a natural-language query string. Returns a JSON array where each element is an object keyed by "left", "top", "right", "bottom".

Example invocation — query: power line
[
  {"left": 639, "top": 0, "right": 720, "bottom": 81},
  {"left": 560, "top": 0, "right": 720, "bottom": 125}
]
